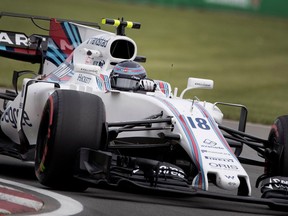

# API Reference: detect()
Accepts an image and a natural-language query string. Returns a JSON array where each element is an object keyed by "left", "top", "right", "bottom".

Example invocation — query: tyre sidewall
[
  {"left": 35, "top": 90, "right": 106, "bottom": 189},
  {"left": 268, "top": 115, "right": 288, "bottom": 176}
]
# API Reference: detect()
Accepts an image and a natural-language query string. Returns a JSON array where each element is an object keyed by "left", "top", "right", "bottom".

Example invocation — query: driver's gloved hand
[{"left": 140, "top": 79, "right": 156, "bottom": 92}]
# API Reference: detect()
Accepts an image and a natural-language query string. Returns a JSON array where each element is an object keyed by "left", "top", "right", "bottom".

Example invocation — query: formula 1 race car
[{"left": 0, "top": 12, "right": 288, "bottom": 209}]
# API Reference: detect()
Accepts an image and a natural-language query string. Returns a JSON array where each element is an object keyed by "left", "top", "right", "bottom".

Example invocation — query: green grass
[{"left": 1, "top": 0, "right": 288, "bottom": 124}]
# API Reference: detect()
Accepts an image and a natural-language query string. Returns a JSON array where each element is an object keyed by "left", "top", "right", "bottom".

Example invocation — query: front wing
[{"left": 75, "top": 148, "right": 288, "bottom": 210}]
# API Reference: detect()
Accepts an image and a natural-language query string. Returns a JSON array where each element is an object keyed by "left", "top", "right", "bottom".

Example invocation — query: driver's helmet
[{"left": 110, "top": 60, "right": 147, "bottom": 91}]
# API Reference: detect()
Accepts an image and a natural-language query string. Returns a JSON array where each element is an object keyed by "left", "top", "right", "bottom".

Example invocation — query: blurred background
[{"left": 0, "top": 0, "right": 287, "bottom": 124}]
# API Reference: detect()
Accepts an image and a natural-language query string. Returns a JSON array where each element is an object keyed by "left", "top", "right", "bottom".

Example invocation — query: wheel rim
[{"left": 36, "top": 97, "right": 53, "bottom": 178}]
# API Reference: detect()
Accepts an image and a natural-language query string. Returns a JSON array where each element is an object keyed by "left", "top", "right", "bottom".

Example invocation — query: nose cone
[{"left": 216, "top": 173, "right": 240, "bottom": 190}]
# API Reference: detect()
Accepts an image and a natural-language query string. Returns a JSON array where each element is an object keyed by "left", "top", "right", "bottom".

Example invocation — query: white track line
[
  {"left": 0, "top": 191, "right": 43, "bottom": 210},
  {"left": 0, "top": 209, "right": 11, "bottom": 214},
  {"left": 0, "top": 178, "right": 83, "bottom": 216}
]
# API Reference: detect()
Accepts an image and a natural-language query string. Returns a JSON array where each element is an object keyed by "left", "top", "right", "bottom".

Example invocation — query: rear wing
[
  {"left": 0, "top": 30, "right": 48, "bottom": 63},
  {"left": 0, "top": 12, "right": 100, "bottom": 72}
]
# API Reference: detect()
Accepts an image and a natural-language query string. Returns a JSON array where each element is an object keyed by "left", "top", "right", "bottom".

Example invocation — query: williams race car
[{"left": 0, "top": 12, "right": 288, "bottom": 209}]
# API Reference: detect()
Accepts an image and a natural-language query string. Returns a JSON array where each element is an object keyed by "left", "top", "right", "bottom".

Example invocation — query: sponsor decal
[
  {"left": 0, "top": 32, "right": 28, "bottom": 46},
  {"left": 133, "top": 165, "right": 185, "bottom": 179},
  {"left": 228, "top": 181, "right": 237, "bottom": 187},
  {"left": 187, "top": 117, "right": 211, "bottom": 130},
  {"left": 203, "top": 139, "right": 217, "bottom": 146},
  {"left": 93, "top": 60, "right": 105, "bottom": 67},
  {"left": 204, "top": 156, "right": 234, "bottom": 162},
  {"left": 194, "top": 82, "right": 212, "bottom": 88},
  {"left": 1, "top": 107, "right": 32, "bottom": 128},
  {"left": 225, "top": 175, "right": 235, "bottom": 179},
  {"left": 87, "top": 37, "right": 110, "bottom": 48},
  {"left": 201, "top": 149, "right": 230, "bottom": 155},
  {"left": 59, "top": 39, "right": 74, "bottom": 51},
  {"left": 201, "top": 139, "right": 224, "bottom": 150},
  {"left": 209, "top": 162, "right": 238, "bottom": 170},
  {"left": 85, "top": 56, "right": 93, "bottom": 64},
  {"left": 266, "top": 177, "right": 288, "bottom": 190},
  {"left": 77, "top": 74, "right": 91, "bottom": 84},
  {"left": 159, "top": 165, "right": 185, "bottom": 179}
]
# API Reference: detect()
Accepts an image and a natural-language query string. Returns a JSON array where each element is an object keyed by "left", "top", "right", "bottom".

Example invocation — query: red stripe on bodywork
[
  {"left": 159, "top": 82, "right": 165, "bottom": 94},
  {"left": 158, "top": 99, "right": 204, "bottom": 188},
  {"left": 49, "top": 19, "right": 73, "bottom": 56},
  {"left": 179, "top": 115, "right": 200, "bottom": 168},
  {"left": 14, "top": 48, "right": 37, "bottom": 55},
  {"left": 178, "top": 115, "right": 203, "bottom": 188},
  {"left": 195, "top": 103, "right": 235, "bottom": 154},
  {"left": 48, "top": 95, "right": 54, "bottom": 139}
]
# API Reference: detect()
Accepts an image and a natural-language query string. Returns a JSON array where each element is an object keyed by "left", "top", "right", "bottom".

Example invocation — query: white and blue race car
[{"left": 0, "top": 12, "right": 287, "bottom": 209}]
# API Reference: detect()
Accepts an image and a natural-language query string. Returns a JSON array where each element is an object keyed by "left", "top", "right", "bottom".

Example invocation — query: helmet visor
[{"left": 112, "top": 77, "right": 139, "bottom": 91}]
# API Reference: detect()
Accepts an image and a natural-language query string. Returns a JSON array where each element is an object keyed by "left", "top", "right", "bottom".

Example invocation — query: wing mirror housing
[{"left": 179, "top": 77, "right": 214, "bottom": 98}]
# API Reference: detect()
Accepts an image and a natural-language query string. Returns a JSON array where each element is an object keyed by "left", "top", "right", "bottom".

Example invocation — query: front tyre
[
  {"left": 266, "top": 115, "right": 288, "bottom": 176},
  {"left": 35, "top": 90, "right": 106, "bottom": 190}
]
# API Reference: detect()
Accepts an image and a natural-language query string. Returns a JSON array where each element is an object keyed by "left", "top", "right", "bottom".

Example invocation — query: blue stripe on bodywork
[
  {"left": 96, "top": 76, "right": 103, "bottom": 90},
  {"left": 46, "top": 40, "right": 67, "bottom": 66},
  {"left": 46, "top": 51, "right": 62, "bottom": 66},
  {"left": 194, "top": 103, "right": 237, "bottom": 160},
  {"left": 0, "top": 46, "right": 7, "bottom": 50},
  {"left": 64, "top": 22, "right": 77, "bottom": 47},
  {"left": 180, "top": 114, "right": 205, "bottom": 188},
  {"left": 156, "top": 98, "right": 206, "bottom": 190},
  {"left": 71, "top": 24, "right": 81, "bottom": 45},
  {"left": 48, "top": 46, "right": 66, "bottom": 62},
  {"left": 103, "top": 75, "right": 111, "bottom": 90}
]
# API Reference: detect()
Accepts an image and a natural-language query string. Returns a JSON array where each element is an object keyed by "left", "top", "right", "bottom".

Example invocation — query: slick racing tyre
[
  {"left": 35, "top": 90, "right": 106, "bottom": 191},
  {"left": 266, "top": 115, "right": 288, "bottom": 176}
]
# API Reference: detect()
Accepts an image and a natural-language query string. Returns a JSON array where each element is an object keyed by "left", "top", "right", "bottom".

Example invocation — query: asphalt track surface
[{"left": 0, "top": 120, "right": 288, "bottom": 215}]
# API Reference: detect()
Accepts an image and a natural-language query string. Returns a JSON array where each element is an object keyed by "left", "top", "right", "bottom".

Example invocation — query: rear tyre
[
  {"left": 35, "top": 90, "right": 106, "bottom": 190},
  {"left": 266, "top": 115, "right": 288, "bottom": 176}
]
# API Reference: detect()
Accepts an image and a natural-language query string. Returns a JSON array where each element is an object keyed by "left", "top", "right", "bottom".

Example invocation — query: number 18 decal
[{"left": 187, "top": 117, "right": 210, "bottom": 130}]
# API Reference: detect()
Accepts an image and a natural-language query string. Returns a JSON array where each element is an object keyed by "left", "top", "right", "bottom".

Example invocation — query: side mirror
[{"left": 179, "top": 77, "right": 214, "bottom": 98}]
